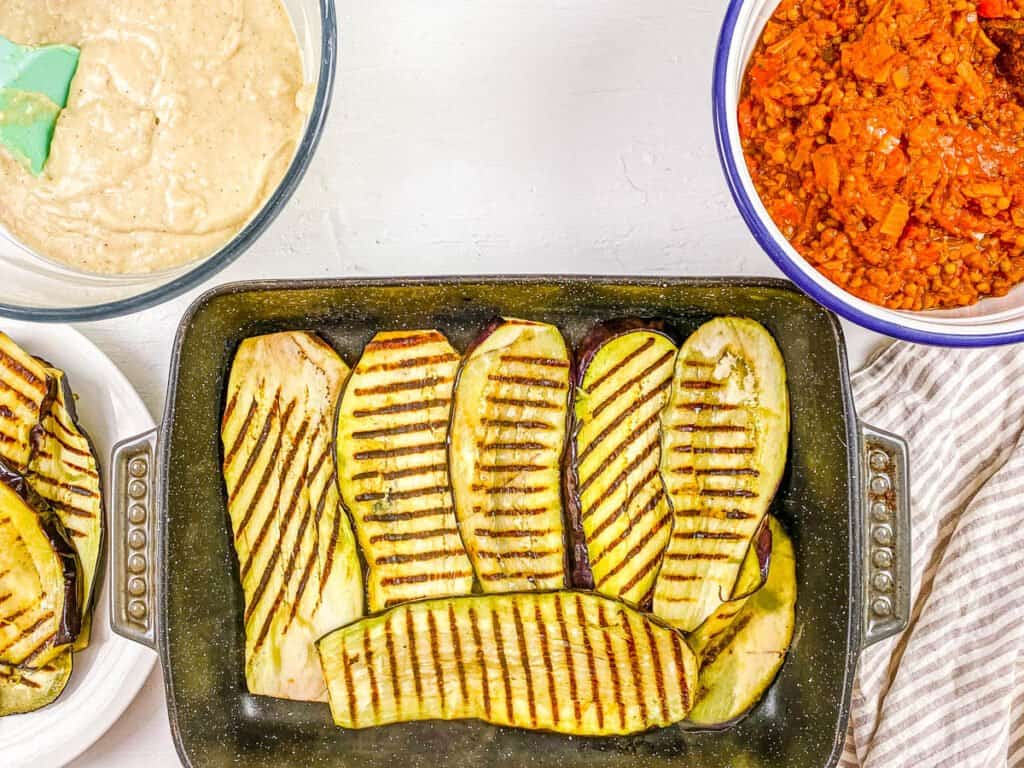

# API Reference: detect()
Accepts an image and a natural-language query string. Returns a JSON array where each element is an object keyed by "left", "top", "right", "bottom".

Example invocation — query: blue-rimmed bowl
[
  {"left": 713, "top": 0, "right": 1024, "bottom": 346},
  {"left": 0, "top": 0, "right": 336, "bottom": 323}
]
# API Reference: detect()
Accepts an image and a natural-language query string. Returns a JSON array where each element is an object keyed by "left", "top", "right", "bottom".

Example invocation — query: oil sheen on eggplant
[
  {"left": 318, "top": 590, "right": 697, "bottom": 735},
  {"left": 0, "top": 474, "right": 80, "bottom": 668},
  {"left": 568, "top": 323, "right": 677, "bottom": 606},
  {"left": 688, "top": 516, "right": 796, "bottom": 726},
  {"left": 27, "top": 366, "right": 103, "bottom": 651},
  {"left": 449, "top": 319, "right": 570, "bottom": 593},
  {"left": 222, "top": 332, "right": 363, "bottom": 702},
  {"left": 653, "top": 317, "right": 788, "bottom": 632},
  {"left": 336, "top": 330, "right": 474, "bottom": 611}
]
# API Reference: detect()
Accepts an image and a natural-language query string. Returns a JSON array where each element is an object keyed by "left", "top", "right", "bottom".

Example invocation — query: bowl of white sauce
[{"left": 0, "top": 0, "right": 336, "bottom": 321}]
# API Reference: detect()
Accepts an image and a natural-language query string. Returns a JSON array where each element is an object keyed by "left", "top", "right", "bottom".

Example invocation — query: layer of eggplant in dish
[
  {"left": 0, "top": 332, "right": 104, "bottom": 717},
  {"left": 220, "top": 316, "right": 795, "bottom": 735}
]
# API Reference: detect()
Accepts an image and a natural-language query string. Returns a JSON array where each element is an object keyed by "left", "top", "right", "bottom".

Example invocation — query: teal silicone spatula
[{"left": 0, "top": 35, "right": 79, "bottom": 175}]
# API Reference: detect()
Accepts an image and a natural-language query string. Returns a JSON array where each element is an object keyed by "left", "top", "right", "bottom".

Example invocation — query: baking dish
[{"left": 108, "top": 276, "right": 910, "bottom": 768}]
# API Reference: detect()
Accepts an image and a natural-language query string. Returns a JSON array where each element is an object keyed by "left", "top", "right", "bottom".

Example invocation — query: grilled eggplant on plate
[
  {"left": 449, "top": 319, "right": 570, "bottom": 592},
  {"left": 568, "top": 322, "right": 677, "bottom": 606},
  {"left": 222, "top": 332, "right": 363, "bottom": 702},
  {"left": 318, "top": 590, "right": 698, "bottom": 735},
  {"left": 27, "top": 367, "right": 103, "bottom": 651},
  {"left": 653, "top": 318, "right": 788, "bottom": 632},
  {"left": 0, "top": 332, "right": 53, "bottom": 471},
  {"left": 0, "top": 654, "right": 72, "bottom": 717},
  {"left": 688, "top": 516, "right": 796, "bottom": 726},
  {"left": 336, "top": 330, "right": 474, "bottom": 611},
  {"left": 0, "top": 473, "right": 80, "bottom": 669}
]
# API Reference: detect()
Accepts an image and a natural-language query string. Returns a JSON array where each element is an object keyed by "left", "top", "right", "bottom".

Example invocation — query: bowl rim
[
  {"left": 712, "top": 0, "right": 1024, "bottom": 347},
  {"left": 0, "top": 0, "right": 339, "bottom": 323}
]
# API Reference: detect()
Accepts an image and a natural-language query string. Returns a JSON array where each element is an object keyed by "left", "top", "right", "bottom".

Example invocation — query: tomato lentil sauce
[{"left": 740, "top": 0, "right": 1024, "bottom": 310}]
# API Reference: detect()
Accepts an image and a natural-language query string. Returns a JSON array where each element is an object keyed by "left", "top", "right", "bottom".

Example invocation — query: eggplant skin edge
[
  {"left": 0, "top": 653, "right": 72, "bottom": 717},
  {"left": 564, "top": 320, "right": 677, "bottom": 602}
]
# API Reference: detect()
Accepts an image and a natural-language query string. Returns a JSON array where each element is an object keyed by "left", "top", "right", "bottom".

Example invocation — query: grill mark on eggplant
[
  {"left": 405, "top": 609, "right": 423, "bottom": 706},
  {"left": 667, "top": 552, "right": 730, "bottom": 562},
  {"left": 26, "top": 474, "right": 98, "bottom": 498},
  {"left": 598, "top": 603, "right": 626, "bottom": 730},
  {"left": 353, "top": 377, "right": 450, "bottom": 397},
  {"left": 233, "top": 416, "right": 286, "bottom": 537},
  {"left": 473, "top": 528, "right": 550, "bottom": 539},
  {"left": 617, "top": 538, "right": 670, "bottom": 597},
  {"left": 499, "top": 355, "right": 569, "bottom": 368},
  {"left": 642, "top": 620, "right": 666, "bottom": 721},
  {"left": 477, "top": 485, "right": 547, "bottom": 495},
  {"left": 340, "top": 643, "right": 357, "bottom": 726},
  {"left": 380, "top": 571, "right": 473, "bottom": 587},
  {"left": 595, "top": 503, "right": 671, "bottom": 580},
  {"left": 0, "top": 593, "right": 9, "bottom": 606},
  {"left": 679, "top": 403, "right": 739, "bottom": 412},
  {"left": 355, "top": 485, "right": 448, "bottom": 503},
  {"left": 449, "top": 604, "right": 468, "bottom": 704},
  {"left": 39, "top": 497, "right": 95, "bottom": 518},
  {"left": 577, "top": 412, "right": 660, "bottom": 498},
  {"left": 37, "top": 428, "right": 95, "bottom": 460},
  {"left": 318, "top": 471, "right": 343, "bottom": 597},
  {"left": 674, "top": 445, "right": 754, "bottom": 455},
  {"left": 574, "top": 595, "right": 603, "bottom": 729},
  {"left": 591, "top": 350, "right": 675, "bottom": 420},
  {"left": 229, "top": 393, "right": 283, "bottom": 502},
  {"left": 482, "top": 441, "right": 548, "bottom": 451},
  {"left": 0, "top": 378, "right": 38, "bottom": 409},
  {"left": 479, "top": 569, "right": 563, "bottom": 582},
  {"left": 581, "top": 436, "right": 660, "bottom": 520},
  {"left": 511, "top": 602, "right": 537, "bottom": 726},
  {"left": 0, "top": 606, "right": 30, "bottom": 626},
  {"left": 426, "top": 610, "right": 446, "bottom": 714},
  {"left": 660, "top": 573, "right": 700, "bottom": 582},
  {"left": 476, "top": 463, "right": 546, "bottom": 473},
  {"left": 375, "top": 548, "right": 467, "bottom": 566},
  {"left": 18, "top": 630, "right": 58, "bottom": 667},
  {"left": 361, "top": 352, "right": 460, "bottom": 372},
  {"left": 535, "top": 602, "right": 558, "bottom": 724},
  {"left": 670, "top": 467, "right": 759, "bottom": 477},
  {"left": 553, "top": 597, "right": 580, "bottom": 726},
  {"left": 0, "top": 612, "right": 53, "bottom": 657},
  {"left": 475, "top": 549, "right": 559, "bottom": 560},
  {"left": 369, "top": 527, "right": 459, "bottom": 544},
  {"left": 680, "top": 380, "right": 722, "bottom": 389},
  {"left": 491, "top": 609, "right": 514, "bottom": 723},
  {"left": 673, "top": 530, "right": 746, "bottom": 541},
  {"left": 363, "top": 630, "right": 381, "bottom": 720},
  {"left": 576, "top": 379, "right": 670, "bottom": 464},
  {"left": 0, "top": 350, "right": 47, "bottom": 393},
  {"left": 700, "top": 489, "right": 758, "bottom": 498},
  {"left": 352, "top": 398, "right": 450, "bottom": 418},
  {"left": 585, "top": 338, "right": 655, "bottom": 393},
  {"left": 384, "top": 617, "right": 400, "bottom": 706},
  {"left": 363, "top": 505, "right": 452, "bottom": 523},
  {"left": 479, "top": 418, "right": 552, "bottom": 431},
  {"left": 351, "top": 419, "right": 448, "bottom": 440},
  {"left": 222, "top": 390, "right": 239, "bottom": 428},
  {"left": 487, "top": 374, "right": 567, "bottom": 390},
  {"left": 673, "top": 635, "right": 691, "bottom": 710},
  {"left": 354, "top": 441, "right": 447, "bottom": 461},
  {"left": 475, "top": 506, "right": 550, "bottom": 518},
  {"left": 589, "top": 465, "right": 659, "bottom": 540},
  {"left": 30, "top": 448, "right": 97, "bottom": 477},
  {"left": 674, "top": 424, "right": 746, "bottom": 433},
  {"left": 365, "top": 333, "right": 442, "bottom": 351},
  {"left": 468, "top": 607, "right": 492, "bottom": 720},
  {"left": 486, "top": 396, "right": 560, "bottom": 410},
  {"left": 658, "top": 594, "right": 697, "bottom": 603},
  {"left": 675, "top": 508, "right": 756, "bottom": 521},
  {"left": 352, "top": 462, "right": 447, "bottom": 482}
]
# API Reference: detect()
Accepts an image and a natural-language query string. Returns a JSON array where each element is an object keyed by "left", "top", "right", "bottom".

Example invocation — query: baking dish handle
[
  {"left": 108, "top": 427, "right": 160, "bottom": 650},
  {"left": 859, "top": 421, "right": 911, "bottom": 647}
]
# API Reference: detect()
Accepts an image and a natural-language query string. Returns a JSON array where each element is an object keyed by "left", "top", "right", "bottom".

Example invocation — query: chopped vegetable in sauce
[{"left": 741, "top": 0, "right": 1024, "bottom": 310}]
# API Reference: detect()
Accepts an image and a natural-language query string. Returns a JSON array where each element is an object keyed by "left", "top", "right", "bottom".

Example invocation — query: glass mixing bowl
[{"left": 0, "top": 0, "right": 336, "bottom": 322}]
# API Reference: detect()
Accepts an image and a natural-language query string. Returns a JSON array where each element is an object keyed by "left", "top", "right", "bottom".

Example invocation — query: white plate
[{"left": 0, "top": 320, "right": 157, "bottom": 768}]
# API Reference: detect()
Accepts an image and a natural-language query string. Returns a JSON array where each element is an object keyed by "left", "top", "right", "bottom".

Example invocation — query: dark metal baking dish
[{"left": 108, "top": 276, "right": 910, "bottom": 768}]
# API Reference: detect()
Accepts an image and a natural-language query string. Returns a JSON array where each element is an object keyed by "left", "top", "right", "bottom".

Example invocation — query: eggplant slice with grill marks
[
  {"left": 0, "top": 653, "right": 72, "bottom": 716},
  {"left": 0, "top": 472, "right": 81, "bottom": 669},
  {"left": 222, "top": 332, "right": 363, "bottom": 702},
  {"left": 0, "top": 332, "right": 53, "bottom": 472},
  {"left": 568, "top": 324, "right": 677, "bottom": 606},
  {"left": 27, "top": 367, "right": 103, "bottom": 651},
  {"left": 449, "top": 319, "right": 570, "bottom": 593},
  {"left": 653, "top": 317, "right": 788, "bottom": 632},
  {"left": 317, "top": 590, "right": 698, "bottom": 735},
  {"left": 688, "top": 516, "right": 796, "bottom": 726},
  {"left": 336, "top": 330, "right": 474, "bottom": 612}
]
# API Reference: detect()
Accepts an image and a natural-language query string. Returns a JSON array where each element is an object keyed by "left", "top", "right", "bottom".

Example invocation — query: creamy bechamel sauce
[{"left": 0, "top": 0, "right": 307, "bottom": 274}]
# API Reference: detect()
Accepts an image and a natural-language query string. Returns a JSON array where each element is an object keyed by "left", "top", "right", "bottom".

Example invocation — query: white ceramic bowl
[
  {"left": 714, "top": 0, "right": 1024, "bottom": 346},
  {"left": 0, "top": 0, "right": 336, "bottom": 322}
]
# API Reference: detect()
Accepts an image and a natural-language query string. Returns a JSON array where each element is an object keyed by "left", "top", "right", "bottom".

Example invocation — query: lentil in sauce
[{"left": 740, "top": 0, "right": 1024, "bottom": 310}]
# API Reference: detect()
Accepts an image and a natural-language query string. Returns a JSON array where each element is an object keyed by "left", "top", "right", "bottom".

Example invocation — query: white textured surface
[{"left": 65, "top": 1, "right": 887, "bottom": 765}]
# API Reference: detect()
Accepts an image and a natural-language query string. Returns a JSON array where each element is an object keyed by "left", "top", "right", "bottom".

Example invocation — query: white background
[{"left": 66, "top": 0, "right": 886, "bottom": 764}]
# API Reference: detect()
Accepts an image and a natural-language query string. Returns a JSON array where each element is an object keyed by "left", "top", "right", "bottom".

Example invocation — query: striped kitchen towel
[{"left": 841, "top": 342, "right": 1024, "bottom": 768}]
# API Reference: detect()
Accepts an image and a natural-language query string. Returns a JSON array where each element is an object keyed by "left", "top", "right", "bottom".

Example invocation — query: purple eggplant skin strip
[{"left": 563, "top": 318, "right": 677, "bottom": 602}]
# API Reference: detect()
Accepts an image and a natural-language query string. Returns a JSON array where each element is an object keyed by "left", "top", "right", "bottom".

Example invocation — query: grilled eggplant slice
[
  {"left": 688, "top": 516, "right": 796, "bottom": 726},
  {"left": 0, "top": 332, "right": 53, "bottom": 471},
  {"left": 0, "top": 653, "right": 72, "bottom": 716},
  {"left": 568, "top": 324, "right": 677, "bottom": 606},
  {"left": 653, "top": 318, "right": 788, "bottom": 632},
  {"left": 450, "top": 319, "right": 570, "bottom": 592},
  {"left": 27, "top": 367, "right": 102, "bottom": 651},
  {"left": 0, "top": 474, "right": 80, "bottom": 668},
  {"left": 336, "top": 330, "right": 474, "bottom": 612},
  {"left": 222, "top": 332, "right": 363, "bottom": 702},
  {"left": 318, "top": 590, "right": 698, "bottom": 734}
]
